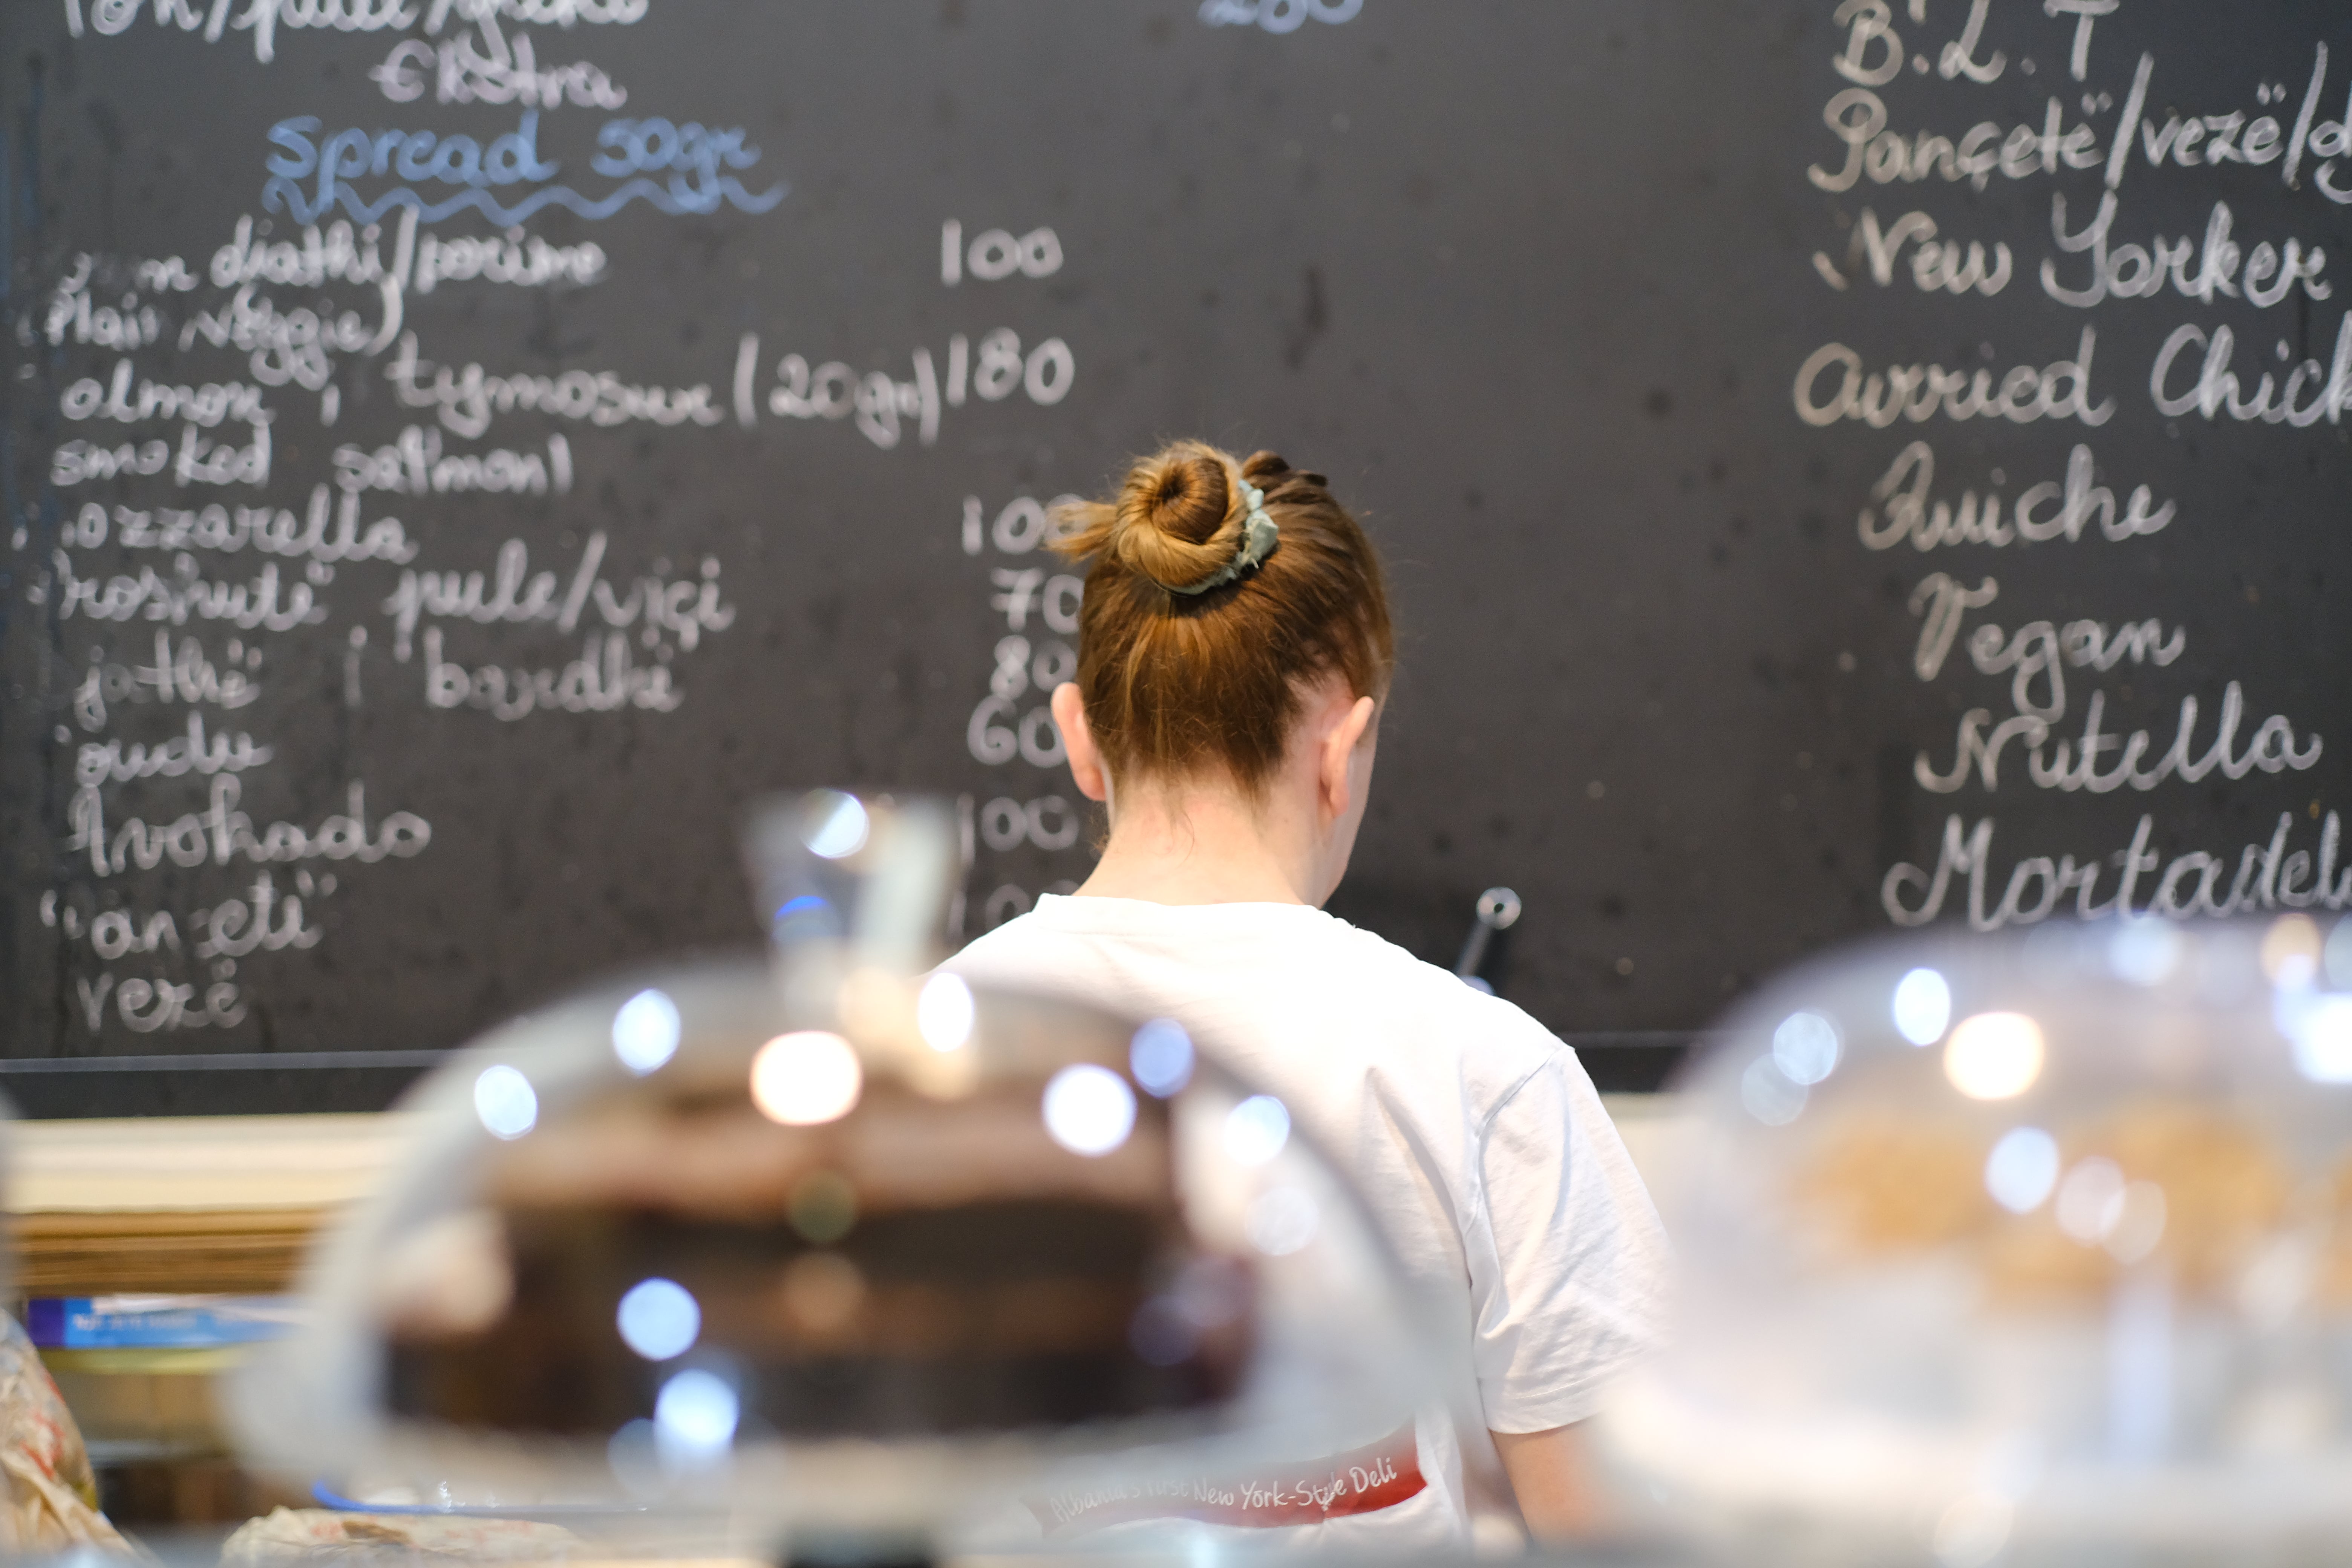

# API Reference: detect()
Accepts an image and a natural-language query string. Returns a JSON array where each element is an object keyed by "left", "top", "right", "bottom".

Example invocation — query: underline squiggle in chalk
[{"left": 259, "top": 176, "right": 786, "bottom": 227}]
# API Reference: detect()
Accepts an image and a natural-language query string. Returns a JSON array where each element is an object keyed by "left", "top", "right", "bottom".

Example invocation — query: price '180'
[{"left": 730, "top": 329, "right": 1074, "bottom": 451}]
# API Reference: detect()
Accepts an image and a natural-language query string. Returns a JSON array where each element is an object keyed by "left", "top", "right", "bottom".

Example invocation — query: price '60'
[{"left": 968, "top": 634, "right": 1073, "bottom": 767}]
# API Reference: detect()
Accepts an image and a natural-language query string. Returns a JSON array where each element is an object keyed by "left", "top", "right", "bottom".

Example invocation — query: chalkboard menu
[{"left": 4, "top": 1, "right": 2349, "bottom": 1114}]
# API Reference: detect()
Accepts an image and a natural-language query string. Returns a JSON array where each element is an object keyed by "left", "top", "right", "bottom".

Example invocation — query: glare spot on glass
[
  {"left": 1042, "top": 1064, "right": 1136, "bottom": 1157},
  {"left": 1944, "top": 1012, "right": 2044, "bottom": 1101},
  {"left": 1891, "top": 967, "right": 1952, "bottom": 1046},
  {"left": 770, "top": 893, "right": 838, "bottom": 946},
  {"left": 750, "top": 1031, "right": 863, "bottom": 1126},
  {"left": 1223, "top": 1095, "right": 1291, "bottom": 1166},
  {"left": 1129, "top": 1299, "right": 1197, "bottom": 1367},
  {"left": 1739, "top": 1055, "right": 1806, "bottom": 1126},
  {"left": 800, "top": 790, "right": 870, "bottom": 859},
  {"left": 2237, "top": 1239, "right": 2312, "bottom": 1329},
  {"left": 787, "top": 1171, "right": 858, "bottom": 1245},
  {"left": 779, "top": 1253, "right": 866, "bottom": 1334},
  {"left": 473, "top": 1065, "right": 537, "bottom": 1141},
  {"left": 616, "top": 1278, "right": 701, "bottom": 1362},
  {"left": 916, "top": 972, "right": 976, "bottom": 1053},
  {"left": 1932, "top": 1491, "right": 2013, "bottom": 1568},
  {"left": 1173, "top": 1256, "right": 1249, "bottom": 1329},
  {"left": 2328, "top": 916, "right": 2352, "bottom": 990},
  {"left": 607, "top": 1418, "right": 658, "bottom": 1491},
  {"left": 1130, "top": 1018, "right": 1195, "bottom": 1098},
  {"left": 653, "top": 1368, "right": 738, "bottom": 1465},
  {"left": 1984, "top": 1126, "right": 2060, "bottom": 1213},
  {"left": 1771, "top": 1011, "right": 1841, "bottom": 1086},
  {"left": 2262, "top": 913, "right": 2324, "bottom": 985},
  {"left": 2288, "top": 994, "right": 2352, "bottom": 1083},
  {"left": 1247, "top": 1185, "right": 1319, "bottom": 1256},
  {"left": 2109, "top": 920, "right": 2183, "bottom": 986},
  {"left": 2104, "top": 1181, "right": 2167, "bottom": 1264},
  {"left": 612, "top": 989, "right": 681, "bottom": 1076},
  {"left": 2055, "top": 1156, "right": 2127, "bottom": 1245}
]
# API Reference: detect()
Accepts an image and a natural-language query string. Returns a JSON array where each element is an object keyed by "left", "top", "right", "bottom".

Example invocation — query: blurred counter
[
  {"left": 9, "top": 1114, "right": 413, "bottom": 1295},
  {"left": 7, "top": 1115, "right": 414, "bottom": 1529},
  {"left": 3, "top": 1101, "right": 1690, "bottom": 1537},
  {"left": 4, "top": 1100, "right": 1687, "bottom": 1293}
]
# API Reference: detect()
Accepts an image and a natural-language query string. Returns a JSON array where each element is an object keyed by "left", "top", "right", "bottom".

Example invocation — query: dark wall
[{"left": 4, "top": 1, "right": 2347, "bottom": 1112}]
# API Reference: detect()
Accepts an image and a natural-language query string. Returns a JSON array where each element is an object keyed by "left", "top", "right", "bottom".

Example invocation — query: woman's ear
[
  {"left": 1318, "top": 694, "right": 1378, "bottom": 822},
  {"left": 1051, "top": 682, "right": 1110, "bottom": 803}
]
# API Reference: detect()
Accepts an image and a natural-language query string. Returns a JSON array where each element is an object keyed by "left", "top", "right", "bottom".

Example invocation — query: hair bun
[
  {"left": 1138, "top": 453, "right": 1231, "bottom": 545},
  {"left": 1045, "top": 436, "right": 1394, "bottom": 796},
  {"left": 1105, "top": 446, "right": 1240, "bottom": 591}
]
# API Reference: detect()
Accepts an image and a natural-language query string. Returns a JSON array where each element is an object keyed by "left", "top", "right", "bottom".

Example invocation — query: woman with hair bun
[{"left": 946, "top": 440, "right": 1666, "bottom": 1549}]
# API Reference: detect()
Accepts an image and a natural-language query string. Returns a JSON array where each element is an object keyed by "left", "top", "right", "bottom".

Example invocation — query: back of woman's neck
[{"left": 1074, "top": 787, "right": 1314, "bottom": 906}]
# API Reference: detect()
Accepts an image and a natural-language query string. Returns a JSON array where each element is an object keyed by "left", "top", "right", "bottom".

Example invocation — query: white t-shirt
[{"left": 944, "top": 894, "right": 1669, "bottom": 1550}]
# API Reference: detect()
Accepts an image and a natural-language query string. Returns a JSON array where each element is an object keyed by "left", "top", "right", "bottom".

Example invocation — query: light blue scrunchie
[{"left": 1161, "top": 482, "right": 1280, "bottom": 596}]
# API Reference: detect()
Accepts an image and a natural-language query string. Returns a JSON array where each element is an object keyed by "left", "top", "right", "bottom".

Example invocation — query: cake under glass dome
[
  {"left": 232, "top": 792, "right": 1450, "bottom": 1558},
  {"left": 1604, "top": 915, "right": 2352, "bottom": 1568}
]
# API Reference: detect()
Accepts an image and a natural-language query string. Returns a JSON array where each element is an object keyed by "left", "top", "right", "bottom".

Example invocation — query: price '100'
[
  {"left": 963, "top": 494, "right": 1084, "bottom": 556},
  {"left": 977, "top": 794, "right": 1082, "bottom": 852}
]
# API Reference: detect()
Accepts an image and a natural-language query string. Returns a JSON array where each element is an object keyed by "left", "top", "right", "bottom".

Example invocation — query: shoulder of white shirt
[{"left": 948, "top": 895, "right": 1585, "bottom": 1070}]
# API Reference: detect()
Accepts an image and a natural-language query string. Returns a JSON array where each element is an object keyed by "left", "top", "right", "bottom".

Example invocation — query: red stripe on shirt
[{"left": 1026, "top": 1423, "right": 1426, "bottom": 1536}]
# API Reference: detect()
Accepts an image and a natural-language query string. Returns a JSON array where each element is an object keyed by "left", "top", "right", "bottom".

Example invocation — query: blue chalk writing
[
  {"left": 258, "top": 110, "right": 785, "bottom": 225},
  {"left": 1199, "top": 0, "right": 1361, "bottom": 30}
]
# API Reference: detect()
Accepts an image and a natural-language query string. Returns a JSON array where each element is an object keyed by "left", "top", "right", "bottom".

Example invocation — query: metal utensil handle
[{"left": 1454, "top": 887, "right": 1523, "bottom": 978}]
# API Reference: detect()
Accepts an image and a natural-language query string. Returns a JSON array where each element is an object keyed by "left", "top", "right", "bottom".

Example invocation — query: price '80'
[{"left": 969, "top": 635, "right": 1073, "bottom": 766}]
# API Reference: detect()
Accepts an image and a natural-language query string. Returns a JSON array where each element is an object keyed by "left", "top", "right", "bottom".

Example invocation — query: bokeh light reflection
[
  {"left": 1892, "top": 967, "right": 1953, "bottom": 1046},
  {"left": 800, "top": 791, "right": 871, "bottom": 859},
  {"left": 1772, "top": 1011, "right": 1841, "bottom": 1086},
  {"left": 2109, "top": 921, "right": 2184, "bottom": 986},
  {"left": 2289, "top": 994, "right": 2352, "bottom": 1083},
  {"left": 750, "top": 1032, "right": 863, "bottom": 1126},
  {"left": 1041, "top": 1064, "right": 1136, "bottom": 1157},
  {"left": 652, "top": 1369, "right": 739, "bottom": 1467},
  {"left": 1944, "top": 1012, "right": 2044, "bottom": 1101},
  {"left": 616, "top": 1278, "right": 701, "bottom": 1362},
  {"left": 1983, "top": 1127, "right": 2061, "bottom": 1214},
  {"left": 2055, "top": 1157, "right": 2127, "bottom": 1245},
  {"left": 1129, "top": 1018, "right": 1195, "bottom": 1097},
  {"left": 915, "top": 972, "right": 977, "bottom": 1053},
  {"left": 472, "top": 1065, "right": 537, "bottom": 1141},
  {"left": 1248, "top": 1186, "right": 1319, "bottom": 1256},
  {"left": 1223, "top": 1095, "right": 1291, "bottom": 1165},
  {"left": 611, "top": 989, "right": 682, "bottom": 1075},
  {"left": 1739, "top": 1056, "right": 1806, "bottom": 1126}
]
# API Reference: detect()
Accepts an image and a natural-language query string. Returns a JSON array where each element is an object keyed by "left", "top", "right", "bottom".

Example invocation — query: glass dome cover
[
  {"left": 1604, "top": 916, "right": 2352, "bottom": 1566},
  {"left": 228, "top": 956, "right": 1442, "bottom": 1545}
]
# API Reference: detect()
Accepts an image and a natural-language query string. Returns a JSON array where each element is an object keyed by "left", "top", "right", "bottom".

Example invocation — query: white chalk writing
[{"left": 67, "top": 777, "right": 430, "bottom": 878}]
